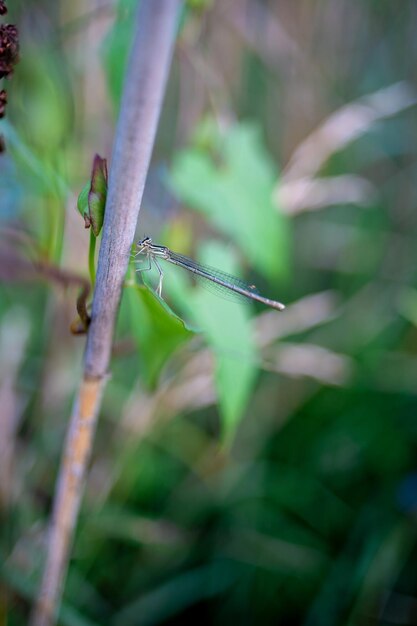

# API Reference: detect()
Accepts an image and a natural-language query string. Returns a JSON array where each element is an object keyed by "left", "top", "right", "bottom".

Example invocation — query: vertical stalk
[{"left": 30, "top": 2, "right": 182, "bottom": 625}]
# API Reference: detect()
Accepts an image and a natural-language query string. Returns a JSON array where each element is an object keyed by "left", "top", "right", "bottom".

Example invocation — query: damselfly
[{"left": 134, "top": 237, "right": 285, "bottom": 311}]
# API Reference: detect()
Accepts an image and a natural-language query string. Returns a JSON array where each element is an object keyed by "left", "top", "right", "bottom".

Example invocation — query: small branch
[
  {"left": 30, "top": 2, "right": 182, "bottom": 625},
  {"left": 33, "top": 261, "right": 92, "bottom": 333}
]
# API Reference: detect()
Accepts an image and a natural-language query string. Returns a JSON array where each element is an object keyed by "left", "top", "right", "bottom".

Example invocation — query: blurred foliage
[
  {"left": 1, "top": 1, "right": 417, "bottom": 625},
  {"left": 101, "top": 0, "right": 137, "bottom": 109},
  {"left": 170, "top": 119, "right": 290, "bottom": 281}
]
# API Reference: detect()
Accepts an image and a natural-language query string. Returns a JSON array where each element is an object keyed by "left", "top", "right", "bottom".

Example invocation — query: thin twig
[{"left": 30, "top": 2, "right": 182, "bottom": 625}]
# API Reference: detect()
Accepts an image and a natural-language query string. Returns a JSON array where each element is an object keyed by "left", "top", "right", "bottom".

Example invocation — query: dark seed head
[
  {"left": 0, "top": 24, "right": 19, "bottom": 79},
  {"left": 0, "top": 89, "right": 7, "bottom": 118}
]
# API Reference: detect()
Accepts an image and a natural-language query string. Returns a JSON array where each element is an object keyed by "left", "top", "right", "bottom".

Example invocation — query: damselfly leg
[
  {"left": 153, "top": 257, "right": 164, "bottom": 297},
  {"left": 135, "top": 254, "right": 152, "bottom": 273},
  {"left": 133, "top": 241, "right": 164, "bottom": 295},
  {"left": 133, "top": 244, "right": 147, "bottom": 258}
]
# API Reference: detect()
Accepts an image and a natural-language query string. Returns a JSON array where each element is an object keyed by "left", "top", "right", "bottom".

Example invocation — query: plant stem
[
  {"left": 88, "top": 230, "right": 96, "bottom": 287},
  {"left": 29, "top": 2, "right": 182, "bottom": 625}
]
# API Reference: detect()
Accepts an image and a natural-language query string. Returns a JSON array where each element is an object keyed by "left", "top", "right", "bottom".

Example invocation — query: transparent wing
[{"left": 166, "top": 252, "right": 260, "bottom": 304}]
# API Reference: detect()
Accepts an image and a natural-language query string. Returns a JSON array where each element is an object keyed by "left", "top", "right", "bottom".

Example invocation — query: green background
[{"left": 1, "top": 1, "right": 417, "bottom": 624}]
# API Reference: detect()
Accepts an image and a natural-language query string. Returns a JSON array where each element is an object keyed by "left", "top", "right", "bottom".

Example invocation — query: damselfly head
[{"left": 138, "top": 236, "right": 152, "bottom": 247}]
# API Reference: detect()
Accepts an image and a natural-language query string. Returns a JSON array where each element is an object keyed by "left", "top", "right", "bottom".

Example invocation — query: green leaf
[
  {"left": 101, "top": 0, "right": 137, "bottom": 108},
  {"left": 76, "top": 155, "right": 108, "bottom": 234},
  {"left": 132, "top": 240, "right": 258, "bottom": 437},
  {"left": 170, "top": 121, "right": 291, "bottom": 282},
  {"left": 77, "top": 181, "right": 90, "bottom": 221},
  {"left": 11, "top": 48, "right": 73, "bottom": 152},
  {"left": 133, "top": 239, "right": 258, "bottom": 437},
  {"left": 0, "top": 120, "right": 68, "bottom": 198},
  {"left": 88, "top": 155, "right": 108, "bottom": 236},
  {"left": 124, "top": 282, "right": 194, "bottom": 389},
  {"left": 181, "top": 242, "right": 258, "bottom": 442}
]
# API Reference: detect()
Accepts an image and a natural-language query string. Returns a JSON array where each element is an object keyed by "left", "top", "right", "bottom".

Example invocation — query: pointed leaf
[
  {"left": 182, "top": 242, "right": 258, "bottom": 442},
  {"left": 124, "top": 282, "right": 194, "bottom": 388},
  {"left": 76, "top": 180, "right": 91, "bottom": 227},
  {"left": 88, "top": 154, "right": 108, "bottom": 236}
]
